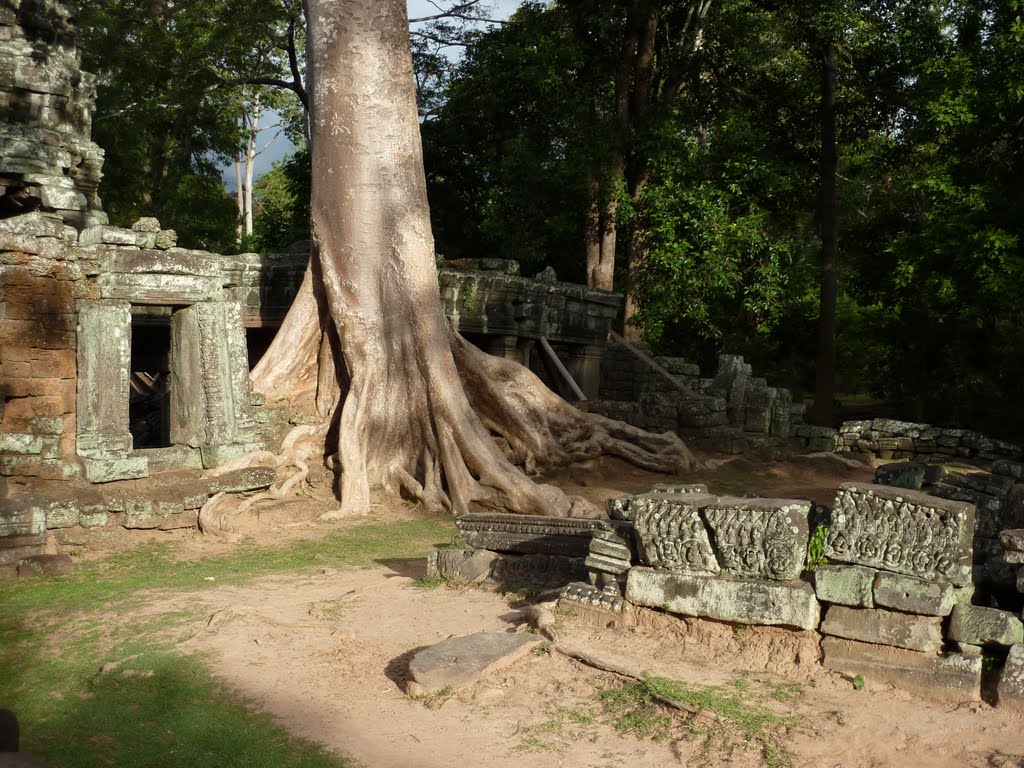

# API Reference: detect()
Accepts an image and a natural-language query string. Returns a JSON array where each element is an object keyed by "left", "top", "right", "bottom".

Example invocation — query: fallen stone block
[
  {"left": 407, "top": 631, "right": 541, "bottom": 694},
  {"left": 1000, "top": 529, "right": 1024, "bottom": 554},
  {"left": 701, "top": 496, "right": 810, "bottom": 581},
  {"left": 456, "top": 513, "right": 613, "bottom": 557},
  {"left": 997, "top": 643, "right": 1024, "bottom": 713},
  {"left": 873, "top": 462, "right": 926, "bottom": 490},
  {"left": 948, "top": 604, "right": 1024, "bottom": 647},
  {"left": 813, "top": 564, "right": 876, "bottom": 608},
  {"left": 17, "top": 553, "right": 73, "bottom": 577},
  {"left": 204, "top": 467, "right": 277, "bottom": 495},
  {"left": 820, "top": 605, "right": 943, "bottom": 652},
  {"left": 825, "top": 482, "right": 974, "bottom": 586},
  {"left": 625, "top": 567, "right": 820, "bottom": 629},
  {"left": 631, "top": 493, "right": 719, "bottom": 574},
  {"left": 872, "top": 571, "right": 962, "bottom": 616},
  {"left": 822, "top": 636, "right": 981, "bottom": 704}
]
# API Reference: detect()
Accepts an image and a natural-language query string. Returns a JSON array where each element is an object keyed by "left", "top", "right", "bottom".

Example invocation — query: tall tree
[{"left": 247, "top": 0, "right": 698, "bottom": 520}]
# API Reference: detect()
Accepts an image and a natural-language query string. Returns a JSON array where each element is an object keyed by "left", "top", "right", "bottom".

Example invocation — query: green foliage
[
  {"left": 251, "top": 148, "right": 312, "bottom": 252},
  {"left": 806, "top": 526, "right": 830, "bottom": 572},
  {"left": 79, "top": 0, "right": 304, "bottom": 250},
  {"left": 852, "top": 674, "right": 865, "bottom": 691}
]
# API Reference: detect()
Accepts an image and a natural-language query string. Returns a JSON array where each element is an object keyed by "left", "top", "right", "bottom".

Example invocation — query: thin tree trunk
[
  {"left": 811, "top": 41, "right": 838, "bottom": 427},
  {"left": 584, "top": 167, "right": 604, "bottom": 289},
  {"left": 235, "top": 156, "right": 244, "bottom": 245},
  {"left": 244, "top": 94, "right": 261, "bottom": 239}
]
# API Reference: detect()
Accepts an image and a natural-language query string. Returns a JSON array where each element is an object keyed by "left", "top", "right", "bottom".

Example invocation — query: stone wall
[
  {"left": 436, "top": 481, "right": 1024, "bottom": 706},
  {"left": 593, "top": 348, "right": 806, "bottom": 452},
  {"left": 0, "top": 0, "right": 105, "bottom": 227}
]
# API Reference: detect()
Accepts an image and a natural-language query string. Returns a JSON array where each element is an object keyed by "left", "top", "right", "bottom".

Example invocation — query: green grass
[
  {"left": 597, "top": 674, "right": 798, "bottom": 768},
  {"left": 0, "top": 516, "right": 455, "bottom": 768}
]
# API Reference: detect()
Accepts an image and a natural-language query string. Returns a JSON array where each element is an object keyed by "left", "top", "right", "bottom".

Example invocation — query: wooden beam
[
  {"left": 538, "top": 336, "right": 587, "bottom": 402},
  {"left": 607, "top": 329, "right": 697, "bottom": 400}
]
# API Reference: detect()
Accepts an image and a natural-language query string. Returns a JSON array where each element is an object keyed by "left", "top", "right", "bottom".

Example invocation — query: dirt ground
[{"left": 73, "top": 454, "right": 1024, "bottom": 767}]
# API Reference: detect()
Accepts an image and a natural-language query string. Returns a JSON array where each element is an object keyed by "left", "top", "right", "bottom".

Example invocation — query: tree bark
[
  {"left": 249, "top": 0, "right": 699, "bottom": 521},
  {"left": 810, "top": 41, "right": 838, "bottom": 427}
]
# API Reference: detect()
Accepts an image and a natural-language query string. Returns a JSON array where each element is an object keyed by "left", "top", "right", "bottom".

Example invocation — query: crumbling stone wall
[
  {"left": 438, "top": 481, "right": 1024, "bottom": 707},
  {"left": 0, "top": 212, "right": 83, "bottom": 493},
  {"left": 594, "top": 348, "right": 806, "bottom": 451},
  {"left": 0, "top": 0, "right": 105, "bottom": 227}
]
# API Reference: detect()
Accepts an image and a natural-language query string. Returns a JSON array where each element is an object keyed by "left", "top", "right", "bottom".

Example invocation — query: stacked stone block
[
  {"left": 0, "top": 0, "right": 106, "bottom": 227},
  {"left": 836, "top": 419, "right": 1021, "bottom": 463},
  {"left": 872, "top": 459, "right": 1024, "bottom": 586},
  {"left": 817, "top": 483, "right": 985, "bottom": 702},
  {"left": 995, "top": 530, "right": 1024, "bottom": 711},
  {"left": 624, "top": 490, "right": 820, "bottom": 630},
  {"left": 0, "top": 213, "right": 83, "bottom": 491}
]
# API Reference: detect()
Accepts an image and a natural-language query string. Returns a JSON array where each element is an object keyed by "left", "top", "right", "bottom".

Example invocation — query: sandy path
[{"left": 136, "top": 563, "right": 1024, "bottom": 768}]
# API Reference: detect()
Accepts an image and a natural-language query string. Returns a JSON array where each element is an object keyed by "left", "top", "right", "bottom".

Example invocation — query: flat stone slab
[
  {"left": 821, "top": 605, "right": 943, "bottom": 652},
  {"left": 822, "top": 637, "right": 981, "bottom": 704},
  {"left": 407, "top": 631, "right": 541, "bottom": 693},
  {"left": 625, "top": 566, "right": 820, "bottom": 629},
  {"left": 814, "top": 564, "right": 876, "bottom": 607},
  {"left": 948, "top": 604, "right": 1024, "bottom": 647},
  {"left": 825, "top": 482, "right": 974, "bottom": 586},
  {"left": 631, "top": 493, "right": 720, "bottom": 574},
  {"left": 455, "top": 513, "right": 620, "bottom": 557},
  {"left": 997, "top": 643, "right": 1024, "bottom": 713},
  {"left": 701, "top": 497, "right": 810, "bottom": 580},
  {"left": 872, "top": 571, "right": 960, "bottom": 616}
]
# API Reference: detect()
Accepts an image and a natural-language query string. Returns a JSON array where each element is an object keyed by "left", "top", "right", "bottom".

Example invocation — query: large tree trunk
[{"left": 246, "top": 0, "right": 698, "bottom": 522}]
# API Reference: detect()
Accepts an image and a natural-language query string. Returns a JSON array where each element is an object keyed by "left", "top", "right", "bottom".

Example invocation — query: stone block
[
  {"left": 650, "top": 483, "right": 710, "bottom": 495},
  {"left": 700, "top": 497, "right": 810, "bottom": 580},
  {"left": 82, "top": 456, "right": 148, "bottom": 483},
  {"left": 820, "top": 605, "right": 943, "bottom": 652},
  {"left": 814, "top": 564, "right": 876, "bottom": 607},
  {"left": 407, "top": 631, "right": 541, "bottom": 694},
  {"left": 17, "top": 553, "right": 73, "bottom": 577},
  {"left": 997, "top": 643, "right": 1024, "bottom": 713},
  {"left": 873, "top": 462, "right": 926, "bottom": 490},
  {"left": 992, "top": 460, "right": 1024, "bottom": 480},
  {"left": 872, "top": 571, "right": 962, "bottom": 616},
  {"left": 948, "top": 604, "right": 1024, "bottom": 647},
  {"left": 631, "top": 493, "right": 719, "bottom": 574},
  {"left": 204, "top": 467, "right": 277, "bottom": 494},
  {"left": 456, "top": 513, "right": 608, "bottom": 557},
  {"left": 0, "top": 432, "right": 43, "bottom": 454},
  {"left": 825, "top": 482, "right": 974, "bottom": 586},
  {"left": 0, "top": 494, "right": 45, "bottom": 539},
  {"left": 625, "top": 567, "right": 820, "bottom": 629},
  {"left": 821, "top": 637, "right": 981, "bottom": 704},
  {"left": 1000, "top": 529, "right": 1024, "bottom": 554}
]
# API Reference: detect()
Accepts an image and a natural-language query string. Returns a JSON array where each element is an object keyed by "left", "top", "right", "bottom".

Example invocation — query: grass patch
[
  {"left": 516, "top": 704, "right": 600, "bottom": 753},
  {"left": 705, "top": 469, "right": 782, "bottom": 497},
  {"left": 407, "top": 575, "right": 452, "bottom": 590},
  {"left": 598, "top": 675, "right": 797, "bottom": 768},
  {"left": 410, "top": 685, "right": 455, "bottom": 710},
  {"left": 0, "top": 516, "right": 454, "bottom": 768}
]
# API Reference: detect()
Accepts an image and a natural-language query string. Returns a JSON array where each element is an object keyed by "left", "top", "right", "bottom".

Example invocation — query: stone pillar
[
  {"left": 76, "top": 301, "right": 132, "bottom": 457},
  {"left": 487, "top": 335, "right": 520, "bottom": 362},
  {"left": 170, "top": 302, "right": 259, "bottom": 466},
  {"left": 76, "top": 301, "right": 147, "bottom": 481},
  {"left": 568, "top": 344, "right": 604, "bottom": 400}
]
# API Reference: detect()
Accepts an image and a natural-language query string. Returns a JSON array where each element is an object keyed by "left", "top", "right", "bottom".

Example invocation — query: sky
[{"left": 223, "top": 1, "right": 524, "bottom": 191}]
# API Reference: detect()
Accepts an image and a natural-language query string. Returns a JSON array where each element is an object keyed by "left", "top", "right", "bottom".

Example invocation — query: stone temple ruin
[
  {"left": 430, "top": 473, "right": 1024, "bottom": 710},
  {"left": 4, "top": 0, "right": 1024, "bottom": 715}
]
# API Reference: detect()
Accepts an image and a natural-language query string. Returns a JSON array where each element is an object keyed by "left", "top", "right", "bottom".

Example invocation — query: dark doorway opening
[{"left": 129, "top": 312, "right": 172, "bottom": 448}]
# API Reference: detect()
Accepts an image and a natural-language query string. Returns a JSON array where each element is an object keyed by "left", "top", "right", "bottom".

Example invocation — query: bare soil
[{"left": 71, "top": 455, "right": 1024, "bottom": 767}]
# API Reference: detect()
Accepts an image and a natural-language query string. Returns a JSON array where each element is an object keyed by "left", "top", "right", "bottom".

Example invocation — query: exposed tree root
[{"left": 228, "top": 0, "right": 702, "bottom": 528}]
